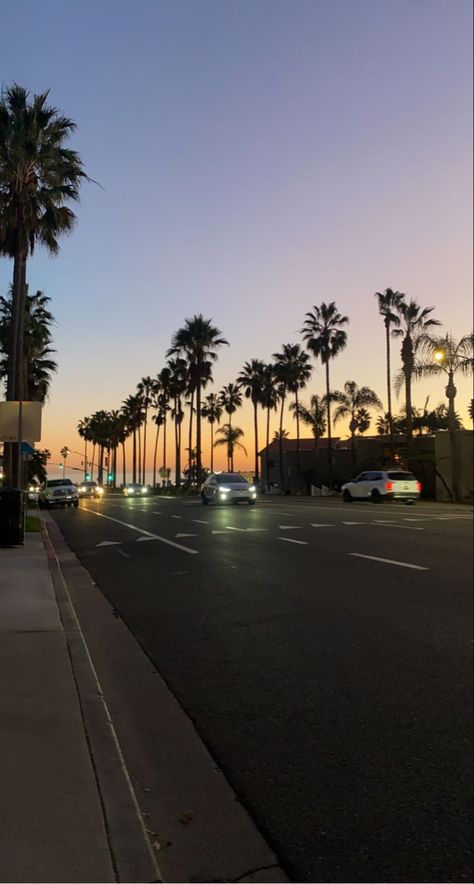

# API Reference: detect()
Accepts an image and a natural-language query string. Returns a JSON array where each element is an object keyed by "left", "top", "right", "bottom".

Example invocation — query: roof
[{"left": 259, "top": 438, "right": 339, "bottom": 456}]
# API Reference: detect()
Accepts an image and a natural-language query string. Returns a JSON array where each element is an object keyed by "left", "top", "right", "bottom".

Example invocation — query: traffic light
[
  {"left": 107, "top": 473, "right": 113, "bottom": 482},
  {"left": 85, "top": 472, "right": 91, "bottom": 480},
  {"left": 59, "top": 462, "right": 63, "bottom": 468}
]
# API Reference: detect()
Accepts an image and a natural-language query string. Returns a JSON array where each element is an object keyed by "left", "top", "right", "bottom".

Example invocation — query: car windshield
[
  {"left": 47, "top": 479, "right": 74, "bottom": 487},
  {"left": 387, "top": 472, "right": 416, "bottom": 480},
  {"left": 216, "top": 474, "right": 247, "bottom": 484}
]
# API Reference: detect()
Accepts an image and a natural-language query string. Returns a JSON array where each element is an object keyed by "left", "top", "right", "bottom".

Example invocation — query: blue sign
[{"left": 21, "top": 442, "right": 35, "bottom": 456}]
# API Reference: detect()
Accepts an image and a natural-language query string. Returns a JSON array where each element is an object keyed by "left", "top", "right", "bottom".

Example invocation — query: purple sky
[{"left": 1, "top": 0, "right": 472, "bottom": 474}]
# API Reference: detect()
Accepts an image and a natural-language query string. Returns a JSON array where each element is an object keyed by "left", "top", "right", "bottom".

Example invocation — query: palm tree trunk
[
  {"left": 386, "top": 323, "right": 395, "bottom": 464},
  {"left": 6, "top": 251, "right": 27, "bottom": 485},
  {"left": 266, "top": 406, "right": 271, "bottom": 490},
  {"left": 196, "top": 377, "right": 202, "bottom": 487},
  {"left": 175, "top": 410, "right": 181, "bottom": 489},
  {"left": 402, "top": 334, "right": 414, "bottom": 456},
  {"left": 279, "top": 395, "right": 285, "bottom": 491},
  {"left": 325, "top": 361, "right": 333, "bottom": 488},
  {"left": 295, "top": 389, "right": 300, "bottom": 479},
  {"left": 163, "top": 416, "right": 167, "bottom": 485},
  {"left": 177, "top": 415, "right": 182, "bottom": 487},
  {"left": 132, "top": 430, "right": 137, "bottom": 482},
  {"left": 188, "top": 390, "right": 194, "bottom": 483},
  {"left": 210, "top": 422, "right": 214, "bottom": 472},
  {"left": 91, "top": 444, "right": 96, "bottom": 481},
  {"left": 152, "top": 422, "right": 160, "bottom": 487},
  {"left": 138, "top": 426, "right": 142, "bottom": 484},
  {"left": 142, "top": 406, "right": 148, "bottom": 485},
  {"left": 253, "top": 401, "right": 259, "bottom": 481},
  {"left": 122, "top": 442, "right": 126, "bottom": 486},
  {"left": 446, "top": 373, "right": 460, "bottom": 501}
]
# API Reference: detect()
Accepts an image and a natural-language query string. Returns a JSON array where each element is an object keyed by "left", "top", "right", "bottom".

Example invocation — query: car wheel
[
  {"left": 201, "top": 493, "right": 208, "bottom": 506},
  {"left": 371, "top": 489, "right": 382, "bottom": 503},
  {"left": 342, "top": 489, "right": 352, "bottom": 502},
  {"left": 73, "top": 500, "right": 79, "bottom": 508},
  {"left": 248, "top": 500, "right": 256, "bottom": 506}
]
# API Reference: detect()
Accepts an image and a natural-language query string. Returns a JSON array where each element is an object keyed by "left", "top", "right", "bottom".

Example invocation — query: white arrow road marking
[
  {"left": 212, "top": 530, "right": 228, "bottom": 535},
  {"left": 349, "top": 553, "right": 428, "bottom": 571},
  {"left": 310, "top": 523, "right": 332, "bottom": 528},
  {"left": 96, "top": 540, "right": 122, "bottom": 547},
  {"left": 82, "top": 510, "right": 198, "bottom": 554},
  {"left": 279, "top": 537, "right": 308, "bottom": 545},
  {"left": 278, "top": 525, "right": 303, "bottom": 530},
  {"left": 137, "top": 536, "right": 156, "bottom": 542},
  {"left": 342, "top": 521, "right": 367, "bottom": 525},
  {"left": 175, "top": 533, "right": 197, "bottom": 538}
]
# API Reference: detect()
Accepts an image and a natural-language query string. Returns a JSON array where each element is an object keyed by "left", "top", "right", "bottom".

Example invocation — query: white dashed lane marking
[
  {"left": 349, "top": 553, "right": 428, "bottom": 571},
  {"left": 81, "top": 509, "right": 199, "bottom": 554},
  {"left": 279, "top": 537, "right": 308, "bottom": 546}
]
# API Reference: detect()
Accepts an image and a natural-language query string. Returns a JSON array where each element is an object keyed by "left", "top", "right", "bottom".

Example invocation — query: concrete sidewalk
[{"left": 0, "top": 529, "right": 151, "bottom": 884}]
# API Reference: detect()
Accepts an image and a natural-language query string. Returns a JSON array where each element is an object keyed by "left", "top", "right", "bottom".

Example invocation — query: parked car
[
  {"left": 341, "top": 470, "right": 421, "bottom": 504},
  {"left": 39, "top": 478, "right": 79, "bottom": 508},
  {"left": 201, "top": 472, "right": 257, "bottom": 505},
  {"left": 78, "top": 480, "right": 104, "bottom": 498},
  {"left": 27, "top": 483, "right": 40, "bottom": 502},
  {"left": 123, "top": 483, "right": 148, "bottom": 496}
]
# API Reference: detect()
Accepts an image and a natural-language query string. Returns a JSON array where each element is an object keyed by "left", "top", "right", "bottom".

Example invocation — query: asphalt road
[{"left": 51, "top": 494, "right": 473, "bottom": 882}]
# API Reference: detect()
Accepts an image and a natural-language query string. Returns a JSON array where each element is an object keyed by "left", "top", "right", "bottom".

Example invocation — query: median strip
[{"left": 81, "top": 510, "right": 199, "bottom": 554}]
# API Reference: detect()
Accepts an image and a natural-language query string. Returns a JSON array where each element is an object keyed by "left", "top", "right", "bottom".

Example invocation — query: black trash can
[{"left": 0, "top": 487, "right": 27, "bottom": 547}]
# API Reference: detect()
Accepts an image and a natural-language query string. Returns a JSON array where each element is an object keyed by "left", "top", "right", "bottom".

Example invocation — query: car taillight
[
  {"left": 386, "top": 481, "right": 393, "bottom": 492},
  {"left": 416, "top": 481, "right": 421, "bottom": 492}
]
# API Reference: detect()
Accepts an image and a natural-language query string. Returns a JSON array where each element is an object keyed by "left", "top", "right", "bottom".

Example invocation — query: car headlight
[
  {"left": 219, "top": 487, "right": 231, "bottom": 493},
  {"left": 141, "top": 487, "right": 147, "bottom": 494},
  {"left": 96, "top": 486, "right": 104, "bottom": 495},
  {"left": 249, "top": 486, "right": 256, "bottom": 492},
  {"left": 127, "top": 488, "right": 134, "bottom": 494}
]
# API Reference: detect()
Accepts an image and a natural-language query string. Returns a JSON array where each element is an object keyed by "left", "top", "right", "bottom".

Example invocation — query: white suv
[
  {"left": 201, "top": 472, "right": 257, "bottom": 505},
  {"left": 341, "top": 470, "right": 421, "bottom": 504}
]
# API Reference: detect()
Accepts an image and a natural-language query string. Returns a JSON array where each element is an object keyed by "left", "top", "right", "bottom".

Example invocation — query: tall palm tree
[
  {"left": 393, "top": 298, "right": 441, "bottom": 452},
  {"left": 137, "top": 376, "right": 158, "bottom": 485},
  {"left": 375, "top": 288, "right": 404, "bottom": 462},
  {"left": 354, "top": 408, "right": 371, "bottom": 436},
  {"left": 60, "top": 446, "right": 70, "bottom": 477},
  {"left": 301, "top": 302, "right": 349, "bottom": 487},
  {"left": 277, "top": 344, "right": 312, "bottom": 477},
  {"left": 122, "top": 395, "right": 143, "bottom": 483},
  {"left": 168, "top": 315, "right": 228, "bottom": 486},
  {"left": 214, "top": 424, "right": 247, "bottom": 471},
  {"left": 291, "top": 394, "right": 327, "bottom": 448},
  {"left": 156, "top": 366, "right": 171, "bottom": 484},
  {"left": 0, "top": 84, "right": 86, "bottom": 485},
  {"left": 413, "top": 332, "right": 473, "bottom": 500},
  {"left": 237, "top": 359, "right": 265, "bottom": 481},
  {"left": 260, "top": 364, "right": 279, "bottom": 489},
  {"left": 331, "top": 381, "right": 382, "bottom": 470},
  {"left": 219, "top": 383, "right": 243, "bottom": 433},
  {"left": 272, "top": 348, "right": 292, "bottom": 491},
  {"left": 168, "top": 357, "right": 188, "bottom": 489},
  {"left": 77, "top": 416, "right": 92, "bottom": 479},
  {"left": 201, "top": 392, "right": 223, "bottom": 473}
]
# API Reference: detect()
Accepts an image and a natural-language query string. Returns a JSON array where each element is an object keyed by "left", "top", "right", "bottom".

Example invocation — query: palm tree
[
  {"left": 237, "top": 359, "right": 265, "bottom": 482},
  {"left": 291, "top": 394, "right": 327, "bottom": 448},
  {"left": 60, "top": 446, "right": 70, "bottom": 477},
  {"left": 469, "top": 399, "right": 474, "bottom": 424},
  {"left": 214, "top": 424, "right": 247, "bottom": 470},
  {"left": 137, "top": 376, "right": 158, "bottom": 485},
  {"left": 218, "top": 384, "right": 243, "bottom": 466},
  {"left": 168, "top": 315, "right": 228, "bottom": 486},
  {"left": 331, "top": 381, "right": 382, "bottom": 470},
  {"left": 413, "top": 332, "right": 473, "bottom": 500},
  {"left": 168, "top": 357, "right": 188, "bottom": 488},
  {"left": 156, "top": 366, "right": 171, "bottom": 485},
  {"left": 201, "top": 392, "right": 223, "bottom": 473},
  {"left": 301, "top": 302, "right": 349, "bottom": 487},
  {"left": 375, "top": 288, "right": 404, "bottom": 462},
  {"left": 355, "top": 408, "right": 371, "bottom": 436},
  {"left": 260, "top": 364, "right": 279, "bottom": 489},
  {"left": 393, "top": 298, "right": 441, "bottom": 452},
  {"left": 122, "top": 395, "right": 144, "bottom": 483},
  {"left": 272, "top": 350, "right": 292, "bottom": 491},
  {"left": 0, "top": 84, "right": 86, "bottom": 485},
  {"left": 283, "top": 344, "right": 312, "bottom": 476},
  {"left": 77, "top": 416, "right": 93, "bottom": 479},
  {"left": 273, "top": 429, "right": 289, "bottom": 440}
]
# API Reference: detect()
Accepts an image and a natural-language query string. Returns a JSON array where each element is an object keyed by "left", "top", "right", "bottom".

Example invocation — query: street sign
[
  {"left": 0, "top": 401, "right": 42, "bottom": 442},
  {"left": 20, "top": 442, "right": 35, "bottom": 456}
]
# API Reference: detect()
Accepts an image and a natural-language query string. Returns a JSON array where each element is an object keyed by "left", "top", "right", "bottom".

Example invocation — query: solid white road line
[
  {"left": 81, "top": 509, "right": 199, "bottom": 554},
  {"left": 349, "top": 553, "right": 428, "bottom": 571},
  {"left": 372, "top": 523, "right": 424, "bottom": 531},
  {"left": 278, "top": 537, "right": 308, "bottom": 545}
]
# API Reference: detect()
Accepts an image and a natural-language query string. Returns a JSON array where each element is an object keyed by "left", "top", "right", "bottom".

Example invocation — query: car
[
  {"left": 341, "top": 470, "right": 421, "bottom": 504},
  {"left": 78, "top": 480, "right": 104, "bottom": 499},
  {"left": 201, "top": 472, "right": 257, "bottom": 505},
  {"left": 38, "top": 478, "right": 79, "bottom": 508},
  {"left": 27, "top": 484, "right": 40, "bottom": 502},
  {"left": 123, "top": 483, "right": 148, "bottom": 496}
]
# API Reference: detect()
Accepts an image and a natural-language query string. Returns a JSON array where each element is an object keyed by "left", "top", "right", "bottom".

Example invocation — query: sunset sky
[{"left": 1, "top": 0, "right": 472, "bottom": 478}]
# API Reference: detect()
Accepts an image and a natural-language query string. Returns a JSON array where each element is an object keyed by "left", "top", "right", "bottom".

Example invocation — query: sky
[{"left": 1, "top": 0, "right": 472, "bottom": 479}]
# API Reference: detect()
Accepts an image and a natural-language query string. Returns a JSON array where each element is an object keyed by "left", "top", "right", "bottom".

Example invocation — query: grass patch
[{"left": 25, "top": 515, "right": 41, "bottom": 533}]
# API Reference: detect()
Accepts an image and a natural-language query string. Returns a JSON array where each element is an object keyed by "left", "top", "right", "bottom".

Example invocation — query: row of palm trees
[{"left": 76, "top": 298, "right": 472, "bottom": 497}]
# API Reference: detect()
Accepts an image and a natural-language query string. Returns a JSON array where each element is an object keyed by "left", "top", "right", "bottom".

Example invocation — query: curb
[{"left": 41, "top": 516, "right": 162, "bottom": 883}]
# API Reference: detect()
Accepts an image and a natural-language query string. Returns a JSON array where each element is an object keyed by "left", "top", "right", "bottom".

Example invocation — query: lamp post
[{"left": 433, "top": 348, "right": 459, "bottom": 501}]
